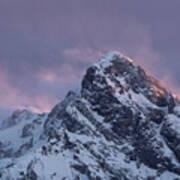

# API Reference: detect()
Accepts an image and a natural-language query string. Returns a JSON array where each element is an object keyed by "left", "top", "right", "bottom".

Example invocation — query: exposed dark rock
[
  {"left": 148, "top": 108, "right": 165, "bottom": 124},
  {"left": 161, "top": 118, "right": 180, "bottom": 162},
  {"left": 15, "top": 138, "right": 33, "bottom": 157},
  {"left": 21, "top": 123, "right": 35, "bottom": 138}
]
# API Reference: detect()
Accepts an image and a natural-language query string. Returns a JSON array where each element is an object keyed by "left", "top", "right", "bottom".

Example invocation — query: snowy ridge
[{"left": 0, "top": 52, "right": 180, "bottom": 180}]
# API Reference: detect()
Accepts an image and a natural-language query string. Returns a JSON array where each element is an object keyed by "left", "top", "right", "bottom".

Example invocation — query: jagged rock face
[
  {"left": 1, "top": 52, "right": 180, "bottom": 180},
  {"left": 161, "top": 113, "right": 180, "bottom": 162},
  {"left": 80, "top": 53, "right": 180, "bottom": 173},
  {"left": 81, "top": 53, "right": 174, "bottom": 111}
]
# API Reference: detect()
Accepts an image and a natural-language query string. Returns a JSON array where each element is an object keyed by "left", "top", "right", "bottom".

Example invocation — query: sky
[{"left": 0, "top": 0, "right": 180, "bottom": 120}]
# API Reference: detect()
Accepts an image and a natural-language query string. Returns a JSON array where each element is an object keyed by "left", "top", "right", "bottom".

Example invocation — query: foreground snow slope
[{"left": 1, "top": 52, "right": 180, "bottom": 180}]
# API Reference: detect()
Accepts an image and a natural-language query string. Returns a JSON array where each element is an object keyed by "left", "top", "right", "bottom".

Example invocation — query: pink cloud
[
  {"left": 0, "top": 68, "right": 57, "bottom": 113},
  {"left": 38, "top": 63, "right": 86, "bottom": 85},
  {"left": 38, "top": 69, "right": 59, "bottom": 83}
]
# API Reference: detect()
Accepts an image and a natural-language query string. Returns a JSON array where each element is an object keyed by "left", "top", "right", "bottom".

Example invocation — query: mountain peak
[
  {"left": 82, "top": 51, "right": 175, "bottom": 112},
  {"left": 94, "top": 51, "right": 133, "bottom": 70},
  {"left": 1, "top": 51, "right": 180, "bottom": 180},
  {"left": 0, "top": 109, "right": 35, "bottom": 130}
]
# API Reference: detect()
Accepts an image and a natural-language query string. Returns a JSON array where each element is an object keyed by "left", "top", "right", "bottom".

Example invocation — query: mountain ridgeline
[{"left": 0, "top": 52, "right": 180, "bottom": 180}]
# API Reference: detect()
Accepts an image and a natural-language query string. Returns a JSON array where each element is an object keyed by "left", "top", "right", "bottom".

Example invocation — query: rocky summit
[{"left": 0, "top": 52, "right": 180, "bottom": 180}]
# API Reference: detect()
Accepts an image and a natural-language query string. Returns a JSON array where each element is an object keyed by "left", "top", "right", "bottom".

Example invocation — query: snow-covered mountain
[{"left": 1, "top": 52, "right": 180, "bottom": 180}]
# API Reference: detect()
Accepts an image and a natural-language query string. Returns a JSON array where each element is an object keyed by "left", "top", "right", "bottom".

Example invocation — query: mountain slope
[{"left": 1, "top": 52, "right": 180, "bottom": 180}]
